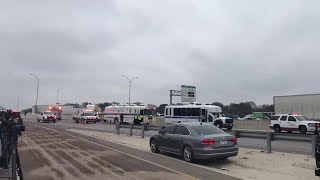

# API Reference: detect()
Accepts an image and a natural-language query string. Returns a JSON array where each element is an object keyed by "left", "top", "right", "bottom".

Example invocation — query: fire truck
[{"left": 49, "top": 105, "right": 63, "bottom": 120}]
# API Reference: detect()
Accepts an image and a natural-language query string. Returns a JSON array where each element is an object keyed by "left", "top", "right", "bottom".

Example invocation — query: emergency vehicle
[
  {"left": 49, "top": 105, "right": 63, "bottom": 120},
  {"left": 101, "top": 104, "right": 156, "bottom": 125},
  {"left": 73, "top": 104, "right": 98, "bottom": 124}
]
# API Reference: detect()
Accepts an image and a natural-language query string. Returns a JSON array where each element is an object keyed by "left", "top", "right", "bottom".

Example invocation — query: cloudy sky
[{"left": 1, "top": 0, "right": 320, "bottom": 109}]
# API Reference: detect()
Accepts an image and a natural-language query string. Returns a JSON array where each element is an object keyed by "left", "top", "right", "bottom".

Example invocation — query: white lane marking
[{"left": 27, "top": 122, "right": 199, "bottom": 180}]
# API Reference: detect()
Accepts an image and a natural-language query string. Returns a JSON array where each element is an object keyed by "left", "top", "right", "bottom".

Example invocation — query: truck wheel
[
  {"left": 53, "top": 120, "right": 56, "bottom": 123},
  {"left": 104, "top": 120, "right": 106, "bottom": 123},
  {"left": 214, "top": 121, "right": 223, "bottom": 129},
  {"left": 299, "top": 126, "right": 307, "bottom": 134},
  {"left": 227, "top": 127, "right": 232, "bottom": 131},
  {"left": 274, "top": 125, "right": 281, "bottom": 133}
]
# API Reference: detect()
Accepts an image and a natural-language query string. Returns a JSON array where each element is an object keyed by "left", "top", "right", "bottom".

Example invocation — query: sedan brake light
[
  {"left": 230, "top": 137, "right": 238, "bottom": 144},
  {"left": 202, "top": 139, "right": 216, "bottom": 145}
]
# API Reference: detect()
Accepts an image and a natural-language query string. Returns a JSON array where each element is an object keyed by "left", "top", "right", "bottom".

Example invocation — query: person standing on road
[
  {"left": 24, "top": 111, "right": 27, "bottom": 117},
  {"left": 120, "top": 114, "right": 124, "bottom": 123},
  {"left": 316, "top": 138, "right": 320, "bottom": 176}
]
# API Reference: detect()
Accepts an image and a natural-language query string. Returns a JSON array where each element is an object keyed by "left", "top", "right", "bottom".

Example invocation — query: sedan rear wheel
[
  {"left": 150, "top": 139, "right": 159, "bottom": 153},
  {"left": 183, "top": 146, "right": 194, "bottom": 163}
]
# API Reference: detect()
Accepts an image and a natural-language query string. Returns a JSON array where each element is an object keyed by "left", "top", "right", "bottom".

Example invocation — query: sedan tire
[
  {"left": 183, "top": 145, "right": 194, "bottom": 163},
  {"left": 150, "top": 139, "right": 160, "bottom": 153}
]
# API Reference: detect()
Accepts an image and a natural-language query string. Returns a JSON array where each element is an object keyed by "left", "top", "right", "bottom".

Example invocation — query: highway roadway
[
  {"left": 19, "top": 121, "right": 241, "bottom": 180},
  {"left": 23, "top": 115, "right": 313, "bottom": 155}
]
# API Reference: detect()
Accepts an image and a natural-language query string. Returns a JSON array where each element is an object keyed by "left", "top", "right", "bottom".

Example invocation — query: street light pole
[
  {"left": 29, "top": 74, "right": 39, "bottom": 114},
  {"left": 56, "top": 88, "right": 63, "bottom": 104},
  {"left": 122, "top": 75, "right": 138, "bottom": 105}
]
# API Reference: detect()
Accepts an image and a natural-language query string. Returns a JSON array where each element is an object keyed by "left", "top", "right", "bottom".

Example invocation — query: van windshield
[{"left": 82, "top": 113, "right": 95, "bottom": 116}]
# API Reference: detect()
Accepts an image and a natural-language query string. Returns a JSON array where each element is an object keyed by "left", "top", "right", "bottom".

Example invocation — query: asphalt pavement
[
  {"left": 24, "top": 115, "right": 313, "bottom": 155},
  {"left": 19, "top": 122, "right": 241, "bottom": 180}
]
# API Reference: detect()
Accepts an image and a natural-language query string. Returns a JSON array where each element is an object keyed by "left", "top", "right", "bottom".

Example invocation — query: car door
[
  {"left": 279, "top": 115, "right": 288, "bottom": 129},
  {"left": 158, "top": 125, "right": 176, "bottom": 152},
  {"left": 171, "top": 126, "right": 191, "bottom": 154},
  {"left": 288, "top": 116, "right": 298, "bottom": 130}
]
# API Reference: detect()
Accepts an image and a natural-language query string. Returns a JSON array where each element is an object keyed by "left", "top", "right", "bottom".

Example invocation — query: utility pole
[
  {"left": 122, "top": 75, "right": 138, "bottom": 105},
  {"left": 17, "top": 96, "right": 20, "bottom": 111},
  {"left": 56, "top": 88, "right": 63, "bottom": 104},
  {"left": 29, "top": 74, "right": 39, "bottom": 113}
]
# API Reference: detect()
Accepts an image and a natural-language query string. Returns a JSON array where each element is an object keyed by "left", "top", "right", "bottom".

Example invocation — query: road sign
[{"left": 181, "top": 85, "right": 196, "bottom": 102}]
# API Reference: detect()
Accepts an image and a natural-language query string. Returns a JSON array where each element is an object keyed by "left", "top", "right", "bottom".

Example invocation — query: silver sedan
[{"left": 150, "top": 122, "right": 238, "bottom": 162}]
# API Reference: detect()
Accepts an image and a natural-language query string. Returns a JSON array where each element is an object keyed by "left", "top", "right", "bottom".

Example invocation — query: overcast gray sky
[{"left": 1, "top": 0, "right": 320, "bottom": 109}]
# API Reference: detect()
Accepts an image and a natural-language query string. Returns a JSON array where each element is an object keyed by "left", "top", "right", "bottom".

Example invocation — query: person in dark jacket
[
  {"left": 316, "top": 138, "right": 320, "bottom": 176},
  {"left": 120, "top": 114, "right": 124, "bottom": 123}
]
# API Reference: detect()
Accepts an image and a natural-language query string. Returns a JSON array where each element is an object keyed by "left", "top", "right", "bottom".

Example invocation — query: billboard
[{"left": 181, "top": 85, "right": 196, "bottom": 102}]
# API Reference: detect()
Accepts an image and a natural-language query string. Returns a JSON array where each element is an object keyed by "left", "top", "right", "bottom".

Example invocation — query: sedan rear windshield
[
  {"left": 192, "top": 125, "right": 226, "bottom": 136},
  {"left": 43, "top": 112, "right": 54, "bottom": 115}
]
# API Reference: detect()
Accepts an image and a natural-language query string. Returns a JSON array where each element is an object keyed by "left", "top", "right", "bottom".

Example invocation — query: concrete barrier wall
[
  {"left": 153, "top": 118, "right": 271, "bottom": 131},
  {"left": 233, "top": 120, "right": 271, "bottom": 130}
]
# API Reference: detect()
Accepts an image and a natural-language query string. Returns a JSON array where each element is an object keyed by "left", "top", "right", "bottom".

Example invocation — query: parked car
[
  {"left": 240, "top": 115, "right": 254, "bottom": 120},
  {"left": 149, "top": 122, "right": 238, "bottom": 162},
  {"left": 269, "top": 114, "right": 320, "bottom": 134},
  {"left": 37, "top": 111, "right": 56, "bottom": 123},
  {"left": 227, "top": 114, "right": 240, "bottom": 120}
]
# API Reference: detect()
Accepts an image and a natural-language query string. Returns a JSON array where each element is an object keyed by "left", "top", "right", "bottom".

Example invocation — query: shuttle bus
[{"left": 164, "top": 104, "right": 234, "bottom": 130}]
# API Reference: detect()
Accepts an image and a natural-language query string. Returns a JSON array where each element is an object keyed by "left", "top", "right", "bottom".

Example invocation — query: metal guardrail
[{"left": 115, "top": 123, "right": 319, "bottom": 156}]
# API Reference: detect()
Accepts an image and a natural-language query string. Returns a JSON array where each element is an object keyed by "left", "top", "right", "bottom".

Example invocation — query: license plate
[{"left": 220, "top": 141, "right": 228, "bottom": 145}]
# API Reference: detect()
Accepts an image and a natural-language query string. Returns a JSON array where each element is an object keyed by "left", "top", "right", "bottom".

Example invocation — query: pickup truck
[{"left": 37, "top": 111, "right": 56, "bottom": 123}]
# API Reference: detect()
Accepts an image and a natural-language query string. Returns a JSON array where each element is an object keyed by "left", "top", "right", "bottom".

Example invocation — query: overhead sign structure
[{"left": 181, "top": 85, "right": 196, "bottom": 102}]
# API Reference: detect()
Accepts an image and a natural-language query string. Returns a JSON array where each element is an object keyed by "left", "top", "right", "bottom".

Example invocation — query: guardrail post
[
  {"left": 267, "top": 132, "right": 272, "bottom": 153},
  {"left": 116, "top": 122, "right": 120, "bottom": 135},
  {"left": 233, "top": 130, "right": 240, "bottom": 138},
  {"left": 271, "top": 133, "right": 275, "bottom": 141},
  {"left": 312, "top": 135, "right": 319, "bottom": 157},
  {"left": 142, "top": 124, "right": 145, "bottom": 138},
  {"left": 129, "top": 124, "right": 133, "bottom": 136}
]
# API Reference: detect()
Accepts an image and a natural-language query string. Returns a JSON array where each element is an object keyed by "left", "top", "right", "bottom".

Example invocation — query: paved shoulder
[{"left": 23, "top": 122, "right": 242, "bottom": 180}]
